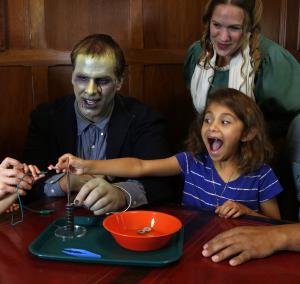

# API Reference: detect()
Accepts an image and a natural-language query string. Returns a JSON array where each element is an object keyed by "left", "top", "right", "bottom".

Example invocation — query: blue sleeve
[
  {"left": 44, "top": 173, "right": 66, "bottom": 197},
  {"left": 175, "top": 152, "right": 188, "bottom": 173},
  {"left": 113, "top": 180, "right": 147, "bottom": 208},
  {"left": 258, "top": 165, "right": 283, "bottom": 202}
]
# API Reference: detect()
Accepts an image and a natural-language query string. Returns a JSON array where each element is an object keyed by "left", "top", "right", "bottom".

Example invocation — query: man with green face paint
[{"left": 23, "top": 34, "right": 173, "bottom": 214}]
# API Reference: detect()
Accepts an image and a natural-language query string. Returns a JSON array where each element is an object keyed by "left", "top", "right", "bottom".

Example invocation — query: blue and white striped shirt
[{"left": 176, "top": 152, "right": 283, "bottom": 211}]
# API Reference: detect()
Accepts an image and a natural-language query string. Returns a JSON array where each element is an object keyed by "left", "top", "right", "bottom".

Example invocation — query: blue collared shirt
[{"left": 44, "top": 100, "right": 147, "bottom": 208}]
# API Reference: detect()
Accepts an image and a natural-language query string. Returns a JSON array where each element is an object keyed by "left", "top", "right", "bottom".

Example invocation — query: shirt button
[
  {"left": 91, "top": 145, "right": 95, "bottom": 149},
  {"left": 51, "top": 189, "right": 55, "bottom": 193}
]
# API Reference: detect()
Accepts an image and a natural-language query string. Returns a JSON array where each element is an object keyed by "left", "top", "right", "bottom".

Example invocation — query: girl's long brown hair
[{"left": 186, "top": 88, "right": 273, "bottom": 174}]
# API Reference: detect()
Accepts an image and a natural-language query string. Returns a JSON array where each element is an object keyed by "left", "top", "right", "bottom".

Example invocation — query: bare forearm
[
  {"left": 83, "top": 156, "right": 180, "bottom": 177},
  {"left": 85, "top": 158, "right": 145, "bottom": 177}
]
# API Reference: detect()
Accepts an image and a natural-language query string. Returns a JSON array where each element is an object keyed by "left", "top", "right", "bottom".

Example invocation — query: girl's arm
[
  {"left": 260, "top": 197, "right": 281, "bottom": 220},
  {"left": 57, "top": 153, "right": 182, "bottom": 177}
]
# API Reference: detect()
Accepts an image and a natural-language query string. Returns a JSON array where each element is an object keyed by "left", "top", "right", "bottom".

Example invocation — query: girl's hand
[
  {"left": 215, "top": 200, "right": 250, "bottom": 219},
  {"left": 55, "top": 153, "right": 86, "bottom": 175}
]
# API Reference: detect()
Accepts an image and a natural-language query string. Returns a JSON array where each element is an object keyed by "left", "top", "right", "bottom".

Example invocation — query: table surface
[{"left": 0, "top": 198, "right": 299, "bottom": 284}]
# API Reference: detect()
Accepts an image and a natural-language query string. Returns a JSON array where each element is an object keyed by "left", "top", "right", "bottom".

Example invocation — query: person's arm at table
[
  {"left": 55, "top": 154, "right": 181, "bottom": 177},
  {"left": 202, "top": 224, "right": 300, "bottom": 266},
  {"left": 54, "top": 154, "right": 181, "bottom": 214}
]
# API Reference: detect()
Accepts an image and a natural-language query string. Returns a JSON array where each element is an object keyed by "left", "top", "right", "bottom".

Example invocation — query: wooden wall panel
[
  {"left": 44, "top": 0, "right": 130, "bottom": 50},
  {"left": 0, "top": 0, "right": 299, "bottom": 162},
  {"left": 285, "top": 0, "right": 300, "bottom": 61},
  {"left": 143, "top": 0, "right": 205, "bottom": 49},
  {"left": 143, "top": 65, "right": 194, "bottom": 151},
  {"left": 7, "top": 0, "right": 30, "bottom": 48},
  {"left": 0, "top": 0, "right": 6, "bottom": 50},
  {"left": 260, "top": 0, "right": 283, "bottom": 43},
  {"left": 48, "top": 66, "right": 72, "bottom": 102},
  {"left": 0, "top": 67, "right": 33, "bottom": 159}
]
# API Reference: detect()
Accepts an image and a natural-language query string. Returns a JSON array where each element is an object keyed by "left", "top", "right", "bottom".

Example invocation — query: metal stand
[{"left": 55, "top": 203, "right": 86, "bottom": 240}]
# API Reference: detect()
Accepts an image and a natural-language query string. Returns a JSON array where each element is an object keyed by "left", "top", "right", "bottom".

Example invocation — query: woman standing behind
[{"left": 184, "top": 0, "right": 300, "bottom": 218}]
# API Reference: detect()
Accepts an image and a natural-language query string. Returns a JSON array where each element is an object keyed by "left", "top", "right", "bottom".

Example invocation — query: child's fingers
[
  {"left": 224, "top": 207, "right": 239, "bottom": 218},
  {"left": 231, "top": 211, "right": 243, "bottom": 218},
  {"left": 218, "top": 205, "right": 232, "bottom": 217},
  {"left": 56, "top": 153, "right": 73, "bottom": 169}
]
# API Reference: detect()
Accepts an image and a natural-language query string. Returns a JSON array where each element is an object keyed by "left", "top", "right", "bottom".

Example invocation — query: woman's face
[{"left": 210, "top": 4, "right": 245, "bottom": 65}]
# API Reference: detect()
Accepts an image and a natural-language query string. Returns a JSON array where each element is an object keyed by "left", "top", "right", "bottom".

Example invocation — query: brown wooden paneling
[
  {"left": 48, "top": 66, "right": 73, "bottom": 102},
  {"left": 0, "top": 0, "right": 6, "bottom": 51},
  {"left": 31, "top": 66, "right": 48, "bottom": 106},
  {"left": 44, "top": 0, "right": 130, "bottom": 50},
  {"left": 143, "top": 0, "right": 205, "bottom": 49},
  {"left": 0, "top": 0, "right": 299, "bottom": 162},
  {"left": 285, "top": 0, "right": 300, "bottom": 61},
  {"left": 7, "top": 0, "right": 30, "bottom": 48},
  {"left": 261, "top": 0, "right": 283, "bottom": 43},
  {"left": 29, "top": 0, "right": 46, "bottom": 48},
  {"left": 0, "top": 67, "right": 33, "bottom": 160},
  {"left": 143, "top": 65, "right": 194, "bottom": 151}
]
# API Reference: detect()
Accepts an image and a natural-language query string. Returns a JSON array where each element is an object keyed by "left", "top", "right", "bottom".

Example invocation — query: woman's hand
[
  {"left": 215, "top": 200, "right": 250, "bottom": 218},
  {"left": 0, "top": 157, "right": 33, "bottom": 198},
  {"left": 5, "top": 203, "right": 19, "bottom": 213}
]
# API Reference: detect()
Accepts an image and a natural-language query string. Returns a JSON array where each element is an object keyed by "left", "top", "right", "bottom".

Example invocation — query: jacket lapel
[
  {"left": 106, "top": 95, "right": 134, "bottom": 159},
  {"left": 54, "top": 96, "right": 77, "bottom": 155}
]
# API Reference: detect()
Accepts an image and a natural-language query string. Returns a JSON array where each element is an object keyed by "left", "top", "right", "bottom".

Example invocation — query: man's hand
[
  {"left": 202, "top": 226, "right": 279, "bottom": 266},
  {"left": 73, "top": 177, "right": 127, "bottom": 215}
]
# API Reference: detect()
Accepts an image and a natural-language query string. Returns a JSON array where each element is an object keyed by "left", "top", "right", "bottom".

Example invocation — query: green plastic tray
[{"left": 28, "top": 216, "right": 184, "bottom": 267}]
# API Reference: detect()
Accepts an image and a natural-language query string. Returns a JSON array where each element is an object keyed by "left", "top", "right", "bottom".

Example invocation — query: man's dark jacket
[{"left": 23, "top": 94, "right": 174, "bottom": 205}]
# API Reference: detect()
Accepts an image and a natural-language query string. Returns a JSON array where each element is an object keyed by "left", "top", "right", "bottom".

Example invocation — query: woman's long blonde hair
[{"left": 200, "top": 0, "right": 263, "bottom": 92}]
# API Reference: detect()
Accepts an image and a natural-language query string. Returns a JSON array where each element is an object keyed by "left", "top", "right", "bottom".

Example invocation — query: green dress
[{"left": 183, "top": 35, "right": 300, "bottom": 113}]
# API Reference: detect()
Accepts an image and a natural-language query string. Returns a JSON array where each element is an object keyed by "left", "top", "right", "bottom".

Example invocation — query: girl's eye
[
  {"left": 204, "top": 117, "right": 211, "bottom": 124},
  {"left": 222, "top": 120, "right": 231, "bottom": 125}
]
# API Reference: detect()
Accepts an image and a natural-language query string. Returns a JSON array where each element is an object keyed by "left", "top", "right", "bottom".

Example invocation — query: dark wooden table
[{"left": 0, "top": 198, "right": 300, "bottom": 284}]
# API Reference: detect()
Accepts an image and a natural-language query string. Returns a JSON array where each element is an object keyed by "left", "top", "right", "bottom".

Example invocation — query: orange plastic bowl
[{"left": 103, "top": 211, "right": 182, "bottom": 251}]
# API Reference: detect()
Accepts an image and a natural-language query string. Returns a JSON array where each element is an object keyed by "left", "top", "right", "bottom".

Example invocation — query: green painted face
[{"left": 72, "top": 54, "right": 122, "bottom": 122}]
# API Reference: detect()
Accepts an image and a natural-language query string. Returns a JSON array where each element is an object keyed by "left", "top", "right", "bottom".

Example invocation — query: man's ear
[
  {"left": 241, "top": 128, "right": 257, "bottom": 142},
  {"left": 116, "top": 77, "right": 124, "bottom": 91}
]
